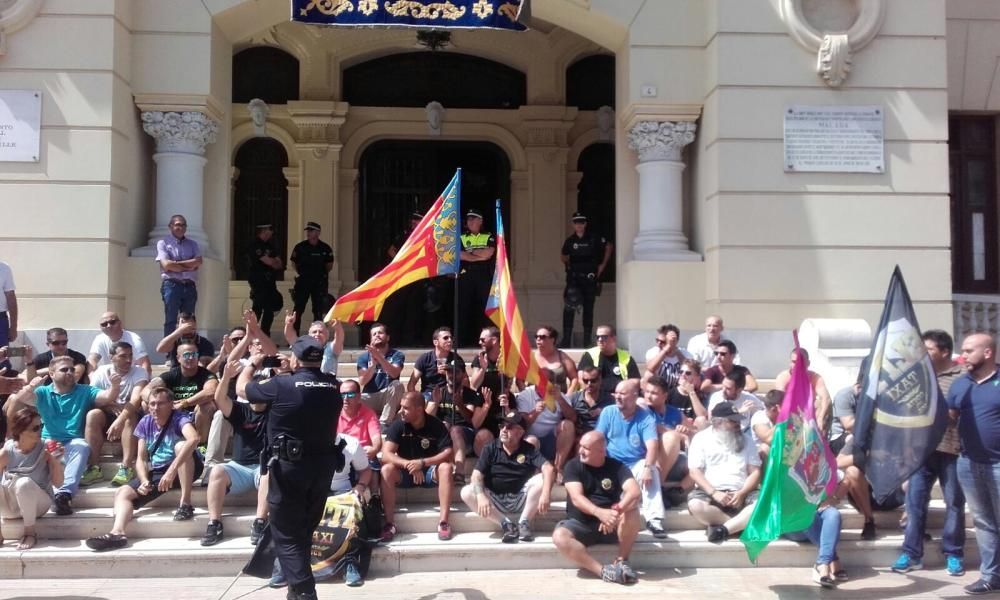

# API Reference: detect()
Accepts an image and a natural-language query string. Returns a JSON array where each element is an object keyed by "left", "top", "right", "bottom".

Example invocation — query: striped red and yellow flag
[
  {"left": 484, "top": 201, "right": 551, "bottom": 407},
  {"left": 325, "top": 170, "right": 461, "bottom": 323}
]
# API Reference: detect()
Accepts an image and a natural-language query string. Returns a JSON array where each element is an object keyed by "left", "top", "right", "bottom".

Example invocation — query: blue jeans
[
  {"left": 903, "top": 451, "right": 965, "bottom": 560},
  {"left": 0, "top": 312, "right": 9, "bottom": 347},
  {"left": 785, "top": 507, "right": 842, "bottom": 565},
  {"left": 958, "top": 457, "right": 1000, "bottom": 584},
  {"left": 55, "top": 438, "right": 91, "bottom": 496},
  {"left": 161, "top": 279, "right": 197, "bottom": 339}
]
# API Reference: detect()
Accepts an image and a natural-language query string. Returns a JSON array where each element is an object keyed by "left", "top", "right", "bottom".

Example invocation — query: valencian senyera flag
[
  {"left": 292, "top": 0, "right": 527, "bottom": 31},
  {"left": 741, "top": 335, "right": 838, "bottom": 563},
  {"left": 484, "top": 200, "right": 551, "bottom": 408},
  {"left": 852, "top": 266, "right": 947, "bottom": 503},
  {"left": 325, "top": 169, "right": 461, "bottom": 323}
]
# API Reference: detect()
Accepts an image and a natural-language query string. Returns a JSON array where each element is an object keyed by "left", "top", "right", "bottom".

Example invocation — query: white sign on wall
[
  {"left": 0, "top": 90, "right": 42, "bottom": 162},
  {"left": 784, "top": 105, "right": 884, "bottom": 173}
]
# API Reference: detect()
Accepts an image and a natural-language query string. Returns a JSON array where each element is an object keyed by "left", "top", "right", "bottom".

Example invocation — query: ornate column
[
  {"left": 132, "top": 111, "right": 218, "bottom": 256},
  {"left": 626, "top": 120, "right": 699, "bottom": 261}
]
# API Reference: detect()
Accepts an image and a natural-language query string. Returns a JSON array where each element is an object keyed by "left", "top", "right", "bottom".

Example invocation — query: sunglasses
[
  {"left": 100, "top": 319, "right": 119, "bottom": 327},
  {"left": 500, "top": 422, "right": 519, "bottom": 430},
  {"left": 56, "top": 366, "right": 74, "bottom": 373},
  {"left": 30, "top": 423, "right": 43, "bottom": 433},
  {"left": 49, "top": 339, "right": 68, "bottom": 346},
  {"left": 595, "top": 335, "right": 610, "bottom": 341},
  {"left": 680, "top": 370, "right": 695, "bottom": 376},
  {"left": 439, "top": 336, "right": 452, "bottom": 341},
  {"left": 342, "top": 392, "right": 359, "bottom": 399},
  {"left": 181, "top": 351, "right": 199, "bottom": 359},
  {"left": 478, "top": 338, "right": 490, "bottom": 343},
  {"left": 582, "top": 378, "right": 599, "bottom": 384},
  {"left": 535, "top": 334, "right": 551, "bottom": 340}
]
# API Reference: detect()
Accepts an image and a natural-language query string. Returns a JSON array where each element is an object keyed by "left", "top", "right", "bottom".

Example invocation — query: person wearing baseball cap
[
  {"left": 246, "top": 223, "right": 283, "bottom": 337},
  {"left": 457, "top": 209, "right": 496, "bottom": 346},
  {"left": 290, "top": 222, "right": 334, "bottom": 335},
  {"left": 685, "top": 402, "right": 762, "bottom": 544},
  {"left": 560, "top": 211, "right": 613, "bottom": 347},
  {"left": 460, "top": 409, "right": 555, "bottom": 543}
]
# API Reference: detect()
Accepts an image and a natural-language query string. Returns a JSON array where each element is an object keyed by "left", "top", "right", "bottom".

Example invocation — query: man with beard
[
  {"left": 408, "top": 327, "right": 466, "bottom": 400},
  {"left": 643, "top": 324, "right": 691, "bottom": 388},
  {"left": 705, "top": 369, "right": 763, "bottom": 432},
  {"left": 461, "top": 411, "right": 555, "bottom": 543},
  {"left": 686, "top": 403, "right": 762, "bottom": 543},
  {"left": 282, "top": 314, "right": 344, "bottom": 377},
  {"left": 356, "top": 322, "right": 405, "bottom": 431}
]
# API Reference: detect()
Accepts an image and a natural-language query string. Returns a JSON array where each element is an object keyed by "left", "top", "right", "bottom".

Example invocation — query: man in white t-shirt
[
  {"left": 706, "top": 369, "right": 763, "bottom": 432},
  {"left": 88, "top": 311, "right": 151, "bottom": 376},
  {"left": 0, "top": 261, "right": 17, "bottom": 348},
  {"left": 686, "top": 403, "right": 762, "bottom": 543},
  {"left": 85, "top": 341, "right": 150, "bottom": 487},
  {"left": 686, "top": 315, "right": 741, "bottom": 368},
  {"left": 750, "top": 390, "right": 783, "bottom": 458},
  {"left": 514, "top": 376, "right": 577, "bottom": 473},
  {"left": 643, "top": 324, "right": 692, "bottom": 388}
]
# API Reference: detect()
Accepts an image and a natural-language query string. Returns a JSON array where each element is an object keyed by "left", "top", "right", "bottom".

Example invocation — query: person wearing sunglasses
[
  {"left": 87, "top": 311, "right": 151, "bottom": 377},
  {"left": 643, "top": 324, "right": 691, "bottom": 390},
  {"left": 7, "top": 355, "right": 121, "bottom": 517},
  {"left": 576, "top": 325, "right": 639, "bottom": 402},
  {"left": 700, "top": 340, "right": 758, "bottom": 395},
  {"left": 533, "top": 326, "right": 577, "bottom": 394},
  {"left": 31, "top": 327, "right": 88, "bottom": 385},
  {"left": 155, "top": 312, "right": 215, "bottom": 369},
  {"left": 0, "top": 406, "right": 65, "bottom": 550},
  {"left": 145, "top": 341, "right": 219, "bottom": 446},
  {"left": 408, "top": 327, "right": 466, "bottom": 399}
]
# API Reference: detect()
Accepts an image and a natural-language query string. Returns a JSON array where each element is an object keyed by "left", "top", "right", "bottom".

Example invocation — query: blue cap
[{"left": 292, "top": 335, "right": 324, "bottom": 362}]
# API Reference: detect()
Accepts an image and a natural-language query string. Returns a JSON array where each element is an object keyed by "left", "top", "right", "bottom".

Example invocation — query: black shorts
[
  {"left": 555, "top": 517, "right": 618, "bottom": 547},
  {"left": 848, "top": 485, "right": 905, "bottom": 512},
  {"left": 829, "top": 436, "right": 847, "bottom": 456},
  {"left": 129, "top": 453, "right": 204, "bottom": 509},
  {"left": 688, "top": 488, "right": 760, "bottom": 517}
]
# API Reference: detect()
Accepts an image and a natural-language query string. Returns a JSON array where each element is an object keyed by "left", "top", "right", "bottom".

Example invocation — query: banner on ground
[
  {"left": 292, "top": 0, "right": 527, "bottom": 31},
  {"left": 852, "top": 265, "right": 947, "bottom": 503}
]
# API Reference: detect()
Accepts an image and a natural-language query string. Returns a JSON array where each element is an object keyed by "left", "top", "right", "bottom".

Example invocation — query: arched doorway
[
  {"left": 358, "top": 140, "right": 512, "bottom": 346},
  {"left": 577, "top": 143, "right": 616, "bottom": 282},
  {"left": 232, "top": 138, "right": 289, "bottom": 280}
]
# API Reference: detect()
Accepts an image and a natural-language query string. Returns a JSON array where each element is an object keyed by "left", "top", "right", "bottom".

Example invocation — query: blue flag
[
  {"left": 853, "top": 266, "right": 947, "bottom": 503},
  {"left": 291, "top": 0, "right": 527, "bottom": 31}
]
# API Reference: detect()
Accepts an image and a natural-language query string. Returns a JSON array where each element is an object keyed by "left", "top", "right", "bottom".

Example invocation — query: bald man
[
  {"left": 88, "top": 312, "right": 151, "bottom": 376},
  {"left": 949, "top": 333, "right": 1000, "bottom": 594},
  {"left": 687, "top": 315, "right": 741, "bottom": 368},
  {"left": 552, "top": 431, "right": 641, "bottom": 585}
]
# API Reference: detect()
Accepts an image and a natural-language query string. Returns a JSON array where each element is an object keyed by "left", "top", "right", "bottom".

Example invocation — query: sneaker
[
  {"left": 965, "top": 579, "right": 1000, "bottom": 595},
  {"left": 173, "top": 503, "right": 195, "bottom": 521},
  {"left": 947, "top": 555, "right": 966, "bottom": 577},
  {"left": 110, "top": 465, "right": 135, "bottom": 487},
  {"left": 861, "top": 520, "right": 876, "bottom": 541},
  {"left": 250, "top": 518, "right": 267, "bottom": 545},
  {"left": 85, "top": 533, "right": 127, "bottom": 552},
  {"left": 616, "top": 558, "right": 638, "bottom": 584},
  {"left": 200, "top": 520, "right": 224, "bottom": 546},
  {"left": 197, "top": 444, "right": 208, "bottom": 456},
  {"left": 381, "top": 522, "right": 397, "bottom": 543},
  {"left": 518, "top": 519, "right": 534, "bottom": 542},
  {"left": 891, "top": 553, "right": 923, "bottom": 573},
  {"left": 501, "top": 519, "right": 519, "bottom": 543},
  {"left": 601, "top": 562, "right": 625, "bottom": 584},
  {"left": 268, "top": 557, "right": 287, "bottom": 588},
  {"left": 647, "top": 518, "right": 667, "bottom": 539},
  {"left": 344, "top": 562, "right": 363, "bottom": 587},
  {"left": 437, "top": 521, "right": 452, "bottom": 541},
  {"left": 80, "top": 465, "right": 104, "bottom": 487},
  {"left": 53, "top": 492, "right": 73, "bottom": 516},
  {"left": 707, "top": 524, "right": 728, "bottom": 544}
]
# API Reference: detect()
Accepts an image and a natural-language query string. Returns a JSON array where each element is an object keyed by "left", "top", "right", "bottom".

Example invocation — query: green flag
[{"left": 740, "top": 341, "right": 838, "bottom": 563}]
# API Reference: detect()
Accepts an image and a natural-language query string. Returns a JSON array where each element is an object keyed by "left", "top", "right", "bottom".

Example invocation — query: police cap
[
  {"left": 292, "top": 335, "right": 324, "bottom": 362},
  {"left": 304, "top": 221, "right": 322, "bottom": 232},
  {"left": 571, "top": 212, "right": 588, "bottom": 223},
  {"left": 466, "top": 210, "right": 483, "bottom": 220}
]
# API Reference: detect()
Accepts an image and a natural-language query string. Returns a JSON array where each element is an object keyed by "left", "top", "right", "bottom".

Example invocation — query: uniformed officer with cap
[
  {"left": 560, "top": 212, "right": 612, "bottom": 347},
  {"left": 244, "top": 335, "right": 343, "bottom": 600},
  {"left": 247, "top": 223, "right": 283, "bottom": 337},
  {"left": 290, "top": 222, "right": 334, "bottom": 335},
  {"left": 458, "top": 209, "right": 496, "bottom": 346}
]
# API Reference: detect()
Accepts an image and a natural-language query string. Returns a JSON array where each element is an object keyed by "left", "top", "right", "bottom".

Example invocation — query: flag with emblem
[
  {"left": 484, "top": 200, "right": 551, "bottom": 407},
  {"left": 325, "top": 170, "right": 461, "bottom": 323},
  {"left": 852, "top": 266, "right": 947, "bottom": 502},
  {"left": 741, "top": 335, "right": 838, "bottom": 563}
]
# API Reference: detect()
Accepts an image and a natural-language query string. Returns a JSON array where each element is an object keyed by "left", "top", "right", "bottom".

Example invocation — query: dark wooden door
[{"left": 950, "top": 117, "right": 998, "bottom": 293}]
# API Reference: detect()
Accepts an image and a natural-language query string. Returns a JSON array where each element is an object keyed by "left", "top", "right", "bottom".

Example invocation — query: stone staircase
[{"left": 0, "top": 349, "right": 976, "bottom": 579}]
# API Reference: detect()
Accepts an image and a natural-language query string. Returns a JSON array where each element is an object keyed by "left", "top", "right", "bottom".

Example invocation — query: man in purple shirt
[{"left": 156, "top": 214, "right": 203, "bottom": 340}]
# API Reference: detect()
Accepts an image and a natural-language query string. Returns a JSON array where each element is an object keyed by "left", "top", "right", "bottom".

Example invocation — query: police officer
[
  {"left": 560, "top": 212, "right": 612, "bottom": 347},
  {"left": 247, "top": 223, "right": 283, "bottom": 337},
  {"left": 290, "top": 221, "right": 334, "bottom": 336},
  {"left": 458, "top": 210, "right": 496, "bottom": 346},
  {"left": 244, "top": 336, "right": 342, "bottom": 600}
]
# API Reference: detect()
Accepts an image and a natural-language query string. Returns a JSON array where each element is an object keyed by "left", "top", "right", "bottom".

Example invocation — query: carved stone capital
[
  {"left": 627, "top": 121, "right": 696, "bottom": 163},
  {"left": 141, "top": 111, "right": 218, "bottom": 155}
]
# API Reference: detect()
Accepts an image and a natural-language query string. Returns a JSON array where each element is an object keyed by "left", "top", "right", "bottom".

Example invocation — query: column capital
[
  {"left": 141, "top": 111, "right": 218, "bottom": 155},
  {"left": 627, "top": 120, "right": 696, "bottom": 163}
]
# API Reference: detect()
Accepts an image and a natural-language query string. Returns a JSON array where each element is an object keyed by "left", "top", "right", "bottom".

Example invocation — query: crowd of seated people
[{"left": 1, "top": 312, "right": 996, "bottom": 592}]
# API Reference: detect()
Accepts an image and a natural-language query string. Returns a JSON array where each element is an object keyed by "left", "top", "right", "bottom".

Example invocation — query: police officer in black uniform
[
  {"left": 560, "top": 212, "right": 612, "bottom": 347},
  {"left": 290, "top": 221, "right": 334, "bottom": 336},
  {"left": 247, "top": 223, "right": 283, "bottom": 337},
  {"left": 458, "top": 210, "right": 496, "bottom": 346},
  {"left": 244, "top": 336, "right": 342, "bottom": 600}
]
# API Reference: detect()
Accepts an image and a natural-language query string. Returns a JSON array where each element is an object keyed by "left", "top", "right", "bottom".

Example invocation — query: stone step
[
  {"left": 0, "top": 507, "right": 260, "bottom": 542},
  {"left": 72, "top": 482, "right": 258, "bottom": 510},
  {"left": 0, "top": 528, "right": 978, "bottom": 579}
]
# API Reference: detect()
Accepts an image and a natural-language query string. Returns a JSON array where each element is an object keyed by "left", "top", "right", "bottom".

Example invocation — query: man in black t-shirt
[
  {"left": 380, "top": 391, "right": 455, "bottom": 543},
  {"left": 552, "top": 431, "right": 641, "bottom": 585},
  {"left": 290, "top": 221, "right": 335, "bottom": 335},
  {"left": 560, "top": 212, "right": 612, "bottom": 346},
  {"left": 145, "top": 341, "right": 218, "bottom": 444},
  {"left": 461, "top": 411, "right": 555, "bottom": 543},
  {"left": 428, "top": 367, "right": 490, "bottom": 480},
  {"left": 569, "top": 367, "right": 614, "bottom": 435},
  {"left": 201, "top": 360, "right": 269, "bottom": 546},
  {"left": 33, "top": 326, "right": 89, "bottom": 384},
  {"left": 154, "top": 312, "right": 216, "bottom": 368},
  {"left": 408, "top": 327, "right": 466, "bottom": 398}
]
